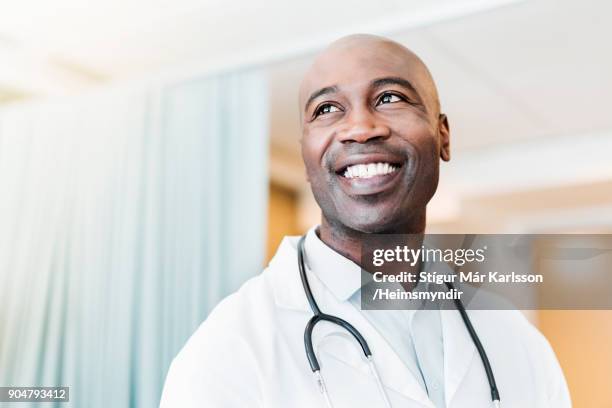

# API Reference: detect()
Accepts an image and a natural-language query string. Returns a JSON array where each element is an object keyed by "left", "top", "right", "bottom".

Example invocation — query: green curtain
[{"left": 0, "top": 69, "right": 269, "bottom": 407}]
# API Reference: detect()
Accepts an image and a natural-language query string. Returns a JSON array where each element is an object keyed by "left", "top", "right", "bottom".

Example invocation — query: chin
[
  {"left": 334, "top": 200, "right": 426, "bottom": 234},
  {"left": 338, "top": 210, "right": 403, "bottom": 234}
]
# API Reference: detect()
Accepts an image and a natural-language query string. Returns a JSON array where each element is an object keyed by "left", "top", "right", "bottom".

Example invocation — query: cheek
[
  {"left": 301, "top": 128, "right": 335, "bottom": 173},
  {"left": 394, "top": 114, "right": 438, "bottom": 156},
  {"left": 412, "top": 132, "right": 441, "bottom": 201},
  {"left": 301, "top": 146, "right": 322, "bottom": 183},
  {"left": 393, "top": 117, "right": 440, "bottom": 193},
  {"left": 416, "top": 133, "right": 440, "bottom": 162},
  {"left": 412, "top": 130, "right": 440, "bottom": 177}
]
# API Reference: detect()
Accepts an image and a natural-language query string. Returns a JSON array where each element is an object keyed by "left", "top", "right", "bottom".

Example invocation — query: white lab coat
[{"left": 160, "top": 236, "right": 571, "bottom": 407}]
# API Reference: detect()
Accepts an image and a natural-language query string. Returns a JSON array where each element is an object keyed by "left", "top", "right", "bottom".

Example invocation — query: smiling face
[{"left": 300, "top": 35, "right": 450, "bottom": 235}]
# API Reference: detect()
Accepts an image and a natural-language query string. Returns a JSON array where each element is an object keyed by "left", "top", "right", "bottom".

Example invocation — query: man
[{"left": 160, "top": 34, "right": 570, "bottom": 407}]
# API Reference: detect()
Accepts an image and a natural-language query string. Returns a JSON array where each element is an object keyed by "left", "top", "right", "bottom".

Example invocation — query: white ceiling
[
  {"left": 0, "top": 0, "right": 517, "bottom": 81},
  {"left": 0, "top": 0, "right": 543, "bottom": 140},
  {"left": 1, "top": 0, "right": 611, "bottom": 157}
]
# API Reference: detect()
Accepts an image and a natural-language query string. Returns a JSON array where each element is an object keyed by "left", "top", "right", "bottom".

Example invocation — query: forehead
[{"left": 299, "top": 41, "right": 429, "bottom": 106}]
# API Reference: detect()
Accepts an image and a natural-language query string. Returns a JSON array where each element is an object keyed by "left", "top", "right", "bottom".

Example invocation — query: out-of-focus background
[{"left": 0, "top": 0, "right": 611, "bottom": 406}]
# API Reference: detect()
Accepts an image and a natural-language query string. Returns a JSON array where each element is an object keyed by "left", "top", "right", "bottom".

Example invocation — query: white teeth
[
  {"left": 343, "top": 162, "right": 398, "bottom": 179},
  {"left": 359, "top": 165, "right": 367, "bottom": 177}
]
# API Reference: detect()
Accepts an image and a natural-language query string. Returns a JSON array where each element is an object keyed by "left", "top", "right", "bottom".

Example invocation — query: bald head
[
  {"left": 298, "top": 33, "right": 450, "bottom": 239},
  {"left": 299, "top": 34, "right": 440, "bottom": 120}
]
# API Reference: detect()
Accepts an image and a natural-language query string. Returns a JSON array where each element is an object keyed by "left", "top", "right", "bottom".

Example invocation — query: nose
[{"left": 336, "top": 108, "right": 391, "bottom": 144}]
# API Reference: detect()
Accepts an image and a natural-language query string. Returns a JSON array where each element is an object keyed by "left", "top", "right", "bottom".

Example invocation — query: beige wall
[
  {"left": 266, "top": 182, "right": 300, "bottom": 264},
  {"left": 538, "top": 310, "right": 612, "bottom": 408}
]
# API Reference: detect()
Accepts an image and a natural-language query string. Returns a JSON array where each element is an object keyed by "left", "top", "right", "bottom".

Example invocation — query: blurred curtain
[{"left": 0, "top": 70, "right": 268, "bottom": 407}]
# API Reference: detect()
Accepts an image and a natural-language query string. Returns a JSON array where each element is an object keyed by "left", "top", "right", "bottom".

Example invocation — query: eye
[
  {"left": 377, "top": 92, "right": 404, "bottom": 105},
  {"left": 314, "top": 103, "right": 341, "bottom": 117}
]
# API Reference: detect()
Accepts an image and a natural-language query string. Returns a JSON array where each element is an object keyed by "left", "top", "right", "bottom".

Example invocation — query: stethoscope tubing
[{"left": 297, "top": 234, "right": 501, "bottom": 407}]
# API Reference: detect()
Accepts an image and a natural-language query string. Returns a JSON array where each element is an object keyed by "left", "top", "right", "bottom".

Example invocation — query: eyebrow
[
  {"left": 370, "top": 76, "right": 419, "bottom": 95},
  {"left": 304, "top": 85, "right": 338, "bottom": 113}
]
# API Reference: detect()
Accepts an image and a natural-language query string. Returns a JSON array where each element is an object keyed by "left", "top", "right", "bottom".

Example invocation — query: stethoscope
[{"left": 297, "top": 235, "right": 501, "bottom": 408}]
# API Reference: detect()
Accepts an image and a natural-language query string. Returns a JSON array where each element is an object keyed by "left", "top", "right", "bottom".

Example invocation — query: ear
[{"left": 438, "top": 114, "right": 451, "bottom": 162}]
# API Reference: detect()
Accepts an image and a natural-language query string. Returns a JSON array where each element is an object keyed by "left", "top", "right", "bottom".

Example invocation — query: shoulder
[
  {"left": 465, "top": 290, "right": 556, "bottom": 356},
  {"left": 168, "top": 234, "right": 303, "bottom": 369},
  {"left": 471, "top": 308, "right": 570, "bottom": 404},
  {"left": 175, "top": 270, "right": 275, "bottom": 364},
  {"left": 470, "top": 304, "right": 555, "bottom": 356},
  {"left": 160, "top": 271, "right": 274, "bottom": 407}
]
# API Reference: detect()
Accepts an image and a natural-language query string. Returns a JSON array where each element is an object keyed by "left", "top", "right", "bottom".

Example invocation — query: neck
[{"left": 317, "top": 210, "right": 426, "bottom": 266}]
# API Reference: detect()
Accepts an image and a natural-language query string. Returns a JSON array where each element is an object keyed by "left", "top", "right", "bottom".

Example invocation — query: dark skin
[{"left": 299, "top": 35, "right": 450, "bottom": 266}]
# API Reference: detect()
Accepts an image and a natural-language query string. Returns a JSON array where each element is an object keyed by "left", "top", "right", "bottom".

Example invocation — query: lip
[
  {"left": 338, "top": 165, "right": 404, "bottom": 195},
  {"left": 333, "top": 153, "right": 404, "bottom": 173}
]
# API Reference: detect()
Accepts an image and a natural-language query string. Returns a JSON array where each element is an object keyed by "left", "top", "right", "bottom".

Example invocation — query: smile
[
  {"left": 332, "top": 151, "right": 410, "bottom": 195},
  {"left": 342, "top": 162, "right": 398, "bottom": 179},
  {"left": 334, "top": 161, "right": 408, "bottom": 197}
]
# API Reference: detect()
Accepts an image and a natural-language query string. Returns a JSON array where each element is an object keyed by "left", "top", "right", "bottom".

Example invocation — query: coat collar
[
  {"left": 267, "top": 226, "right": 364, "bottom": 311},
  {"left": 303, "top": 226, "right": 363, "bottom": 302},
  {"left": 266, "top": 234, "right": 310, "bottom": 312}
]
